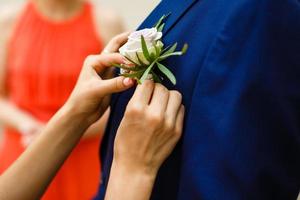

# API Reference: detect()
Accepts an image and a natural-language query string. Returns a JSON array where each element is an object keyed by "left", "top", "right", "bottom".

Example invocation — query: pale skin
[
  {"left": 0, "top": 0, "right": 125, "bottom": 146},
  {"left": 0, "top": 33, "right": 185, "bottom": 200},
  {"left": 106, "top": 79, "right": 184, "bottom": 200}
]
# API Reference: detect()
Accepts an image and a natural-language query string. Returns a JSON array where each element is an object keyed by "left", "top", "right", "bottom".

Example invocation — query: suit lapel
[{"left": 138, "top": 0, "right": 199, "bottom": 36}]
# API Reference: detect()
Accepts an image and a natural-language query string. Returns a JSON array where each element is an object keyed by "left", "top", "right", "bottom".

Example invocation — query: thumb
[{"left": 97, "top": 76, "right": 134, "bottom": 96}]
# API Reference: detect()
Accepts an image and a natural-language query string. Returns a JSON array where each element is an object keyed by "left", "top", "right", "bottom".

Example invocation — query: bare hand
[
  {"left": 66, "top": 33, "right": 134, "bottom": 125},
  {"left": 113, "top": 81, "right": 185, "bottom": 176}
]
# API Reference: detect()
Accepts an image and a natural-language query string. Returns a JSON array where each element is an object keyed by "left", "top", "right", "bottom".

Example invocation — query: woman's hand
[
  {"left": 115, "top": 81, "right": 185, "bottom": 175},
  {"left": 65, "top": 32, "right": 134, "bottom": 126},
  {"left": 105, "top": 81, "right": 185, "bottom": 200},
  {"left": 0, "top": 33, "right": 135, "bottom": 200},
  {"left": 66, "top": 53, "right": 134, "bottom": 125}
]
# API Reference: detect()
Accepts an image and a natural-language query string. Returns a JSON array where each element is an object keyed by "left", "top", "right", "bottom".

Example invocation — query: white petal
[{"left": 154, "top": 32, "right": 163, "bottom": 41}]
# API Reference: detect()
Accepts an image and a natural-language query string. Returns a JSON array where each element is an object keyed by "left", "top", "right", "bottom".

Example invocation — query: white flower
[{"left": 119, "top": 28, "right": 163, "bottom": 65}]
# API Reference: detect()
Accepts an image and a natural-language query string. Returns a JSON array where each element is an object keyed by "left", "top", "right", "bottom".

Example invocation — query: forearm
[
  {"left": 105, "top": 160, "right": 156, "bottom": 200},
  {"left": 0, "top": 104, "right": 89, "bottom": 200},
  {"left": 0, "top": 98, "right": 37, "bottom": 132},
  {"left": 82, "top": 108, "right": 109, "bottom": 139}
]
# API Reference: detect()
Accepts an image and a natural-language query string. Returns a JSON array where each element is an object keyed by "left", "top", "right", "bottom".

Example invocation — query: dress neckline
[{"left": 28, "top": 1, "right": 90, "bottom": 26}]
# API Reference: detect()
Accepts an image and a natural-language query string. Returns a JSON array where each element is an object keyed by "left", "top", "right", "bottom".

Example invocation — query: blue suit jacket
[{"left": 95, "top": 0, "right": 300, "bottom": 199}]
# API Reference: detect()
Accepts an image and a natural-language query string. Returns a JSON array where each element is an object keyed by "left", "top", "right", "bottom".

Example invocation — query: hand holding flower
[
  {"left": 106, "top": 81, "right": 185, "bottom": 200},
  {"left": 116, "top": 14, "right": 188, "bottom": 85},
  {"left": 66, "top": 33, "right": 134, "bottom": 125}
]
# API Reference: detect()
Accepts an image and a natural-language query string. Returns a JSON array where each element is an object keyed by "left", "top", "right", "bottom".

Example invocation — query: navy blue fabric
[{"left": 94, "top": 0, "right": 300, "bottom": 199}]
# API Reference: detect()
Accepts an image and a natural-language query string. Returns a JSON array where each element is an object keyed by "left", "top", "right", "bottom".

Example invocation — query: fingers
[
  {"left": 97, "top": 76, "right": 134, "bottom": 97},
  {"left": 149, "top": 83, "right": 170, "bottom": 115},
  {"left": 130, "top": 80, "right": 155, "bottom": 105},
  {"left": 101, "top": 67, "right": 115, "bottom": 80},
  {"left": 81, "top": 53, "right": 135, "bottom": 98},
  {"left": 129, "top": 82, "right": 181, "bottom": 120},
  {"left": 165, "top": 91, "right": 182, "bottom": 124},
  {"left": 84, "top": 53, "right": 125, "bottom": 74},
  {"left": 175, "top": 105, "right": 185, "bottom": 138},
  {"left": 102, "top": 32, "right": 130, "bottom": 54}
]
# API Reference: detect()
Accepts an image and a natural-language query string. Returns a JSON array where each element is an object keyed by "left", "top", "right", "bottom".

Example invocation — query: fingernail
[{"left": 123, "top": 78, "right": 133, "bottom": 86}]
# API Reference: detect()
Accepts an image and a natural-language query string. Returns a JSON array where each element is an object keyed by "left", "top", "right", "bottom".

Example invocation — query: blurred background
[
  {"left": 0, "top": 0, "right": 159, "bottom": 146},
  {"left": 0, "top": 0, "right": 160, "bottom": 29}
]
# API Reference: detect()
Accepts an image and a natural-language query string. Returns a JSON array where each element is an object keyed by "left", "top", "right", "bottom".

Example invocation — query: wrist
[
  {"left": 59, "top": 103, "right": 90, "bottom": 128},
  {"left": 107, "top": 159, "right": 157, "bottom": 199},
  {"left": 111, "top": 158, "right": 158, "bottom": 182}
]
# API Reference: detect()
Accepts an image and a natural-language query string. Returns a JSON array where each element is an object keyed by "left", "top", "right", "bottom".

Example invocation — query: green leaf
[
  {"left": 151, "top": 71, "right": 162, "bottom": 83},
  {"left": 154, "top": 13, "right": 171, "bottom": 29},
  {"left": 154, "top": 15, "right": 166, "bottom": 29},
  {"left": 124, "top": 55, "right": 140, "bottom": 66},
  {"left": 154, "top": 16, "right": 164, "bottom": 29},
  {"left": 154, "top": 44, "right": 160, "bottom": 57},
  {"left": 136, "top": 79, "right": 142, "bottom": 84},
  {"left": 157, "top": 23, "right": 165, "bottom": 32},
  {"left": 159, "top": 43, "right": 188, "bottom": 61},
  {"left": 141, "top": 35, "right": 151, "bottom": 62},
  {"left": 121, "top": 70, "right": 145, "bottom": 78},
  {"left": 157, "top": 62, "right": 176, "bottom": 85},
  {"left": 158, "top": 51, "right": 183, "bottom": 61},
  {"left": 111, "top": 63, "right": 122, "bottom": 68},
  {"left": 162, "top": 43, "right": 177, "bottom": 56},
  {"left": 154, "top": 41, "right": 164, "bottom": 57},
  {"left": 181, "top": 43, "right": 188, "bottom": 54},
  {"left": 161, "top": 45, "right": 171, "bottom": 54},
  {"left": 150, "top": 52, "right": 156, "bottom": 61},
  {"left": 140, "top": 62, "right": 156, "bottom": 83},
  {"left": 136, "top": 52, "right": 147, "bottom": 66}
]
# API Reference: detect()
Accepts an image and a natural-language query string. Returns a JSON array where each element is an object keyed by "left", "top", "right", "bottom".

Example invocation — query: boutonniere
[{"left": 115, "top": 14, "right": 188, "bottom": 85}]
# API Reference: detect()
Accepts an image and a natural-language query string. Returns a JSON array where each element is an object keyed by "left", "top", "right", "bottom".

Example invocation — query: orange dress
[{"left": 0, "top": 2, "right": 103, "bottom": 200}]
